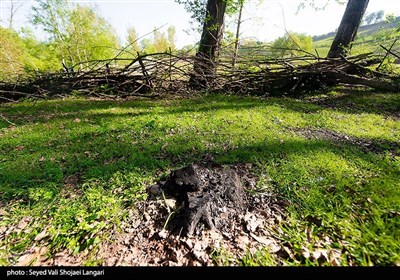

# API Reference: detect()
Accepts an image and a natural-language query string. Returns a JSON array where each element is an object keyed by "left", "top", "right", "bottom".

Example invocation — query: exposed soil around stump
[
  {"left": 95, "top": 162, "right": 286, "bottom": 266},
  {"left": 16, "top": 162, "right": 287, "bottom": 266}
]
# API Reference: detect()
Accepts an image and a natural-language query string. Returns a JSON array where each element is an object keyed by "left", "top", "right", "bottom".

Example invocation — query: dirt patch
[
  {"left": 60, "top": 173, "right": 83, "bottom": 199},
  {"left": 13, "top": 163, "right": 286, "bottom": 266},
  {"left": 9, "top": 161, "right": 354, "bottom": 267},
  {"left": 93, "top": 163, "right": 285, "bottom": 266},
  {"left": 293, "top": 127, "right": 400, "bottom": 157}
]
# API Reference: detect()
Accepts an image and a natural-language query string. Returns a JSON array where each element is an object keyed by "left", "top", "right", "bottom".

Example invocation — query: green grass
[
  {"left": 312, "top": 24, "right": 400, "bottom": 59},
  {"left": 0, "top": 90, "right": 399, "bottom": 266}
]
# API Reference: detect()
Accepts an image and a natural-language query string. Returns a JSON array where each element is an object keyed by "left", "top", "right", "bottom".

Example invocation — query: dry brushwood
[
  {"left": 1, "top": 50, "right": 399, "bottom": 102},
  {"left": 220, "top": 53, "right": 399, "bottom": 94}
]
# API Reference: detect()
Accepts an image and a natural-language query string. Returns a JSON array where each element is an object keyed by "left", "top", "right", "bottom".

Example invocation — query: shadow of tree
[
  {"left": 0, "top": 94, "right": 399, "bottom": 205},
  {"left": 0, "top": 95, "right": 322, "bottom": 128},
  {"left": 303, "top": 88, "right": 400, "bottom": 118}
]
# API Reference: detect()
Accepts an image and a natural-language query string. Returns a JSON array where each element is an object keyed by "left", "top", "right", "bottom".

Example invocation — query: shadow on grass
[
  {"left": 3, "top": 89, "right": 399, "bottom": 131},
  {"left": 1, "top": 129, "right": 398, "bottom": 205},
  {"left": 303, "top": 88, "right": 400, "bottom": 118},
  {"left": 0, "top": 93, "right": 399, "bottom": 205},
  {"left": 0, "top": 95, "right": 322, "bottom": 128}
]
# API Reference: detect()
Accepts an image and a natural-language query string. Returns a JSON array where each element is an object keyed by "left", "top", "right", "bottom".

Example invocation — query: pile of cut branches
[
  {"left": 0, "top": 52, "right": 194, "bottom": 102},
  {"left": 0, "top": 49, "right": 399, "bottom": 103},
  {"left": 219, "top": 52, "right": 400, "bottom": 95}
]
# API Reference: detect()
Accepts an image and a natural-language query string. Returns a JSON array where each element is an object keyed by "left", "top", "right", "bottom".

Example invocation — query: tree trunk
[
  {"left": 8, "top": 1, "right": 24, "bottom": 29},
  {"left": 190, "top": 0, "right": 227, "bottom": 88},
  {"left": 232, "top": 2, "right": 244, "bottom": 68},
  {"left": 327, "top": 0, "right": 369, "bottom": 58}
]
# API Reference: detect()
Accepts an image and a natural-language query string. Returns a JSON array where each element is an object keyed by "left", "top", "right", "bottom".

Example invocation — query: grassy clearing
[{"left": 0, "top": 89, "right": 399, "bottom": 266}]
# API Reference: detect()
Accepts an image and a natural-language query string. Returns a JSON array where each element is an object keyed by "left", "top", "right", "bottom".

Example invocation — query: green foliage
[
  {"left": 221, "top": 30, "right": 236, "bottom": 48},
  {"left": 1, "top": 0, "right": 123, "bottom": 79},
  {"left": 210, "top": 246, "right": 236, "bottom": 265},
  {"left": 178, "top": 44, "right": 197, "bottom": 55},
  {"left": 152, "top": 29, "right": 169, "bottom": 53},
  {"left": 313, "top": 14, "right": 400, "bottom": 59},
  {"left": 140, "top": 27, "right": 177, "bottom": 54},
  {"left": 175, "top": 0, "right": 207, "bottom": 28},
  {"left": 239, "top": 248, "right": 278, "bottom": 266},
  {"left": 385, "top": 13, "right": 398, "bottom": 24},
  {"left": 225, "top": 0, "right": 245, "bottom": 15},
  {"left": 49, "top": 183, "right": 119, "bottom": 252},
  {"left": 31, "top": 0, "right": 120, "bottom": 70},
  {"left": 31, "top": 0, "right": 70, "bottom": 42},
  {"left": 373, "top": 22, "right": 400, "bottom": 43},
  {"left": 126, "top": 26, "right": 140, "bottom": 53},
  {"left": 347, "top": 42, "right": 374, "bottom": 57},
  {"left": 175, "top": 0, "right": 245, "bottom": 31},
  {"left": 272, "top": 32, "right": 313, "bottom": 57},
  {"left": 0, "top": 27, "right": 25, "bottom": 82},
  {"left": 167, "top": 26, "right": 177, "bottom": 51},
  {"left": 20, "top": 29, "right": 61, "bottom": 72},
  {"left": 140, "top": 38, "right": 155, "bottom": 54},
  {"left": 369, "top": 18, "right": 400, "bottom": 73},
  {"left": 297, "top": 0, "right": 346, "bottom": 13},
  {"left": 66, "top": 5, "right": 120, "bottom": 67},
  {"left": 0, "top": 26, "right": 65, "bottom": 81}
]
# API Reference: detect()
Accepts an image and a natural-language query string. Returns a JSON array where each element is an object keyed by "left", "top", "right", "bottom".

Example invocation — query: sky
[{"left": 0, "top": 0, "right": 399, "bottom": 48}]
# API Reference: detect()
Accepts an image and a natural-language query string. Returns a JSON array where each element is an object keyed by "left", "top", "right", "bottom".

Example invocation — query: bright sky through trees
[{"left": 0, "top": 0, "right": 399, "bottom": 48}]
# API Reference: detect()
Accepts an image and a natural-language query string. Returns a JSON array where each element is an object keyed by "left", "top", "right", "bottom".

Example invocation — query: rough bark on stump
[{"left": 161, "top": 163, "right": 246, "bottom": 237}]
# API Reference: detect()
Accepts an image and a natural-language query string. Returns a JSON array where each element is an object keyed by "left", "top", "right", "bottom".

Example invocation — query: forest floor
[{"left": 0, "top": 87, "right": 399, "bottom": 266}]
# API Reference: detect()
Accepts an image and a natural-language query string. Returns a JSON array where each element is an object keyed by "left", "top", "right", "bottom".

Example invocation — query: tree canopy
[
  {"left": 31, "top": 0, "right": 120, "bottom": 70},
  {"left": 272, "top": 32, "right": 313, "bottom": 58}
]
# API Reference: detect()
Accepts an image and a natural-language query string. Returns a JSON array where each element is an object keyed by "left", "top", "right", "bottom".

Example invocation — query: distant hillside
[{"left": 313, "top": 16, "right": 400, "bottom": 42}]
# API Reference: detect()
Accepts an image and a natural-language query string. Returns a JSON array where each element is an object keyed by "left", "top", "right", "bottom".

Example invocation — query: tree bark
[
  {"left": 327, "top": 0, "right": 369, "bottom": 58},
  {"left": 190, "top": 0, "right": 227, "bottom": 88},
  {"left": 232, "top": 2, "right": 244, "bottom": 68}
]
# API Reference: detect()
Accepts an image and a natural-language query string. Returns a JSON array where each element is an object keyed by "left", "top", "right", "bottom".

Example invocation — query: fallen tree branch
[
  {"left": 380, "top": 43, "right": 400, "bottom": 60},
  {"left": 0, "top": 113, "right": 16, "bottom": 126},
  {"left": 1, "top": 50, "right": 399, "bottom": 103},
  {"left": 325, "top": 71, "right": 398, "bottom": 91},
  {"left": 377, "top": 39, "right": 399, "bottom": 70}
]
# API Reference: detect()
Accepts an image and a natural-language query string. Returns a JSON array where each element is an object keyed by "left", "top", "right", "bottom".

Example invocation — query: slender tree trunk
[
  {"left": 8, "top": 1, "right": 24, "bottom": 29},
  {"left": 327, "top": 0, "right": 369, "bottom": 58},
  {"left": 232, "top": 2, "right": 243, "bottom": 67},
  {"left": 190, "top": 0, "right": 227, "bottom": 88}
]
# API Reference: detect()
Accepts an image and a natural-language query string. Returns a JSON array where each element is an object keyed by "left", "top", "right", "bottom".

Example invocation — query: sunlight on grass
[{"left": 0, "top": 91, "right": 399, "bottom": 266}]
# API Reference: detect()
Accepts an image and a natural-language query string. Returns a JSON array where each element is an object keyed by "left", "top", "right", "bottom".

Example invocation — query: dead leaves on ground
[{"left": 87, "top": 184, "right": 289, "bottom": 267}]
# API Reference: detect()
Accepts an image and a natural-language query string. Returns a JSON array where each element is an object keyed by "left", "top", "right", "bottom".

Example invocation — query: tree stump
[{"left": 161, "top": 163, "right": 247, "bottom": 237}]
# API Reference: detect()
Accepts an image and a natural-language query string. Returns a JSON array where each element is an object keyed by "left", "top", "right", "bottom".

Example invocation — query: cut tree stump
[{"left": 161, "top": 163, "right": 247, "bottom": 237}]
